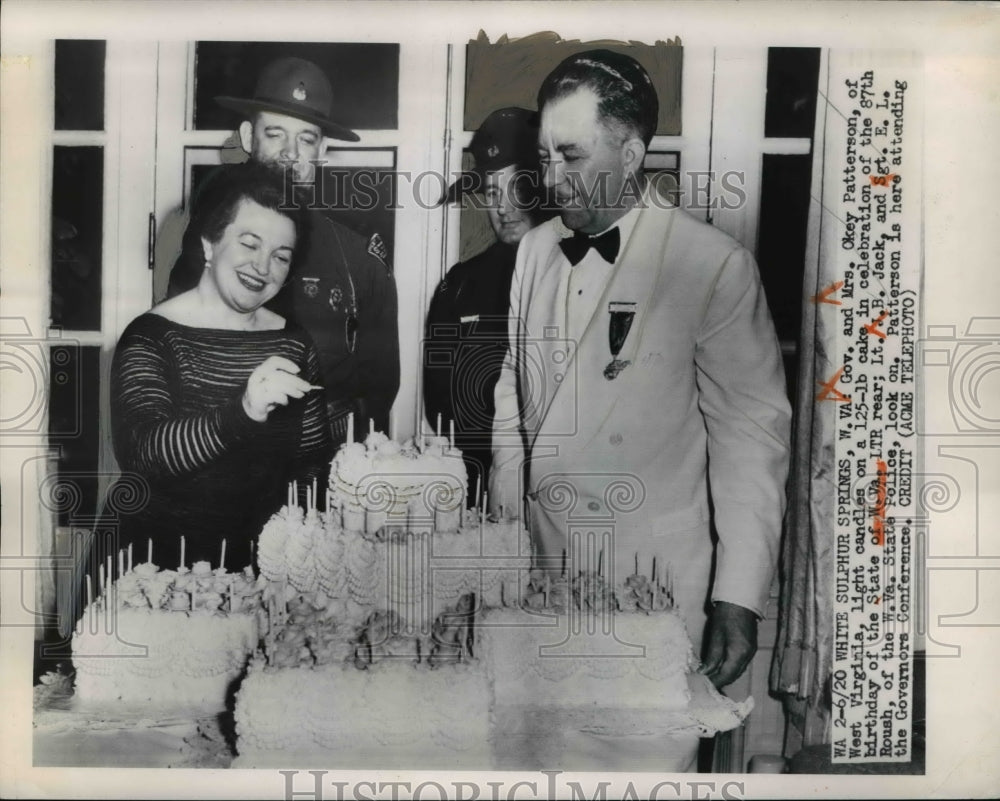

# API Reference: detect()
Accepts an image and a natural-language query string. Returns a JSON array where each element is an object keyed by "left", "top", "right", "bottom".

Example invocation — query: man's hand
[{"left": 699, "top": 601, "right": 758, "bottom": 689}]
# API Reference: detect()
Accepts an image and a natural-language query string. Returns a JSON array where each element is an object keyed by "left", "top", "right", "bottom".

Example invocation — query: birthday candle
[
  {"left": 347, "top": 412, "right": 354, "bottom": 444},
  {"left": 147, "top": 538, "right": 152, "bottom": 565},
  {"left": 86, "top": 574, "right": 93, "bottom": 608},
  {"left": 99, "top": 563, "right": 105, "bottom": 596},
  {"left": 180, "top": 535, "right": 185, "bottom": 569},
  {"left": 118, "top": 550, "right": 124, "bottom": 579},
  {"left": 369, "top": 418, "right": 374, "bottom": 437},
  {"left": 449, "top": 419, "right": 455, "bottom": 449},
  {"left": 220, "top": 539, "right": 227, "bottom": 571},
  {"left": 474, "top": 476, "right": 481, "bottom": 512},
  {"left": 127, "top": 543, "right": 133, "bottom": 572}
]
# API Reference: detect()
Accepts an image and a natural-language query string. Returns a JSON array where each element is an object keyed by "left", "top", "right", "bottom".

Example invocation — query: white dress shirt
[{"left": 565, "top": 206, "right": 641, "bottom": 345}]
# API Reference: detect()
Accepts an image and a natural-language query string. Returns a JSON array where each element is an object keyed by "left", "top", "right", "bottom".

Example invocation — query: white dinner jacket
[{"left": 492, "top": 190, "right": 792, "bottom": 642}]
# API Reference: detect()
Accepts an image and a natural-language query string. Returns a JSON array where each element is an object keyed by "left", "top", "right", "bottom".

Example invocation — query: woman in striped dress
[{"left": 106, "top": 163, "right": 330, "bottom": 570}]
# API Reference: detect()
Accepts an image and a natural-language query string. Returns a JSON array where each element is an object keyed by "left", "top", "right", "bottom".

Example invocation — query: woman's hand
[{"left": 243, "top": 356, "right": 320, "bottom": 422}]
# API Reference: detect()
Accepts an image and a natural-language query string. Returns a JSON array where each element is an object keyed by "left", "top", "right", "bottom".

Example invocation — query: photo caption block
[{"left": 829, "top": 52, "right": 922, "bottom": 764}]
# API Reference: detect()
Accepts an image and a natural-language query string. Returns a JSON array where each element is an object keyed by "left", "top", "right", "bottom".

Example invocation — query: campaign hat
[{"left": 216, "top": 56, "right": 359, "bottom": 142}]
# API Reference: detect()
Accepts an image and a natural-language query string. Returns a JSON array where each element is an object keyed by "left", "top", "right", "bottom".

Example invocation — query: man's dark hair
[
  {"left": 537, "top": 49, "right": 659, "bottom": 147},
  {"left": 171, "top": 163, "right": 311, "bottom": 295}
]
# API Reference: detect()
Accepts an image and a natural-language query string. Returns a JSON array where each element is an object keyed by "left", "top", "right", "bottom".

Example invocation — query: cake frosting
[
  {"left": 233, "top": 658, "right": 491, "bottom": 768},
  {"left": 257, "top": 502, "right": 531, "bottom": 636},
  {"left": 72, "top": 561, "right": 263, "bottom": 711},
  {"left": 328, "top": 433, "right": 467, "bottom": 535},
  {"left": 478, "top": 570, "right": 697, "bottom": 743},
  {"left": 234, "top": 558, "right": 722, "bottom": 767}
]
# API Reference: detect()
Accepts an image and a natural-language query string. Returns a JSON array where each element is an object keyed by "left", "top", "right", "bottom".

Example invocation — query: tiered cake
[
  {"left": 232, "top": 434, "right": 726, "bottom": 768},
  {"left": 257, "top": 431, "right": 529, "bottom": 641},
  {"left": 63, "top": 432, "right": 750, "bottom": 769}
]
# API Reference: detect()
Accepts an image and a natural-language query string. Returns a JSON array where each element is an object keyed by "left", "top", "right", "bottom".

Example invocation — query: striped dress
[{"left": 107, "top": 312, "right": 331, "bottom": 569}]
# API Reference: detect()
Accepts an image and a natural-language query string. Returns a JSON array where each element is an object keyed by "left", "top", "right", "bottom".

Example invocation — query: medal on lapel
[{"left": 604, "top": 301, "right": 637, "bottom": 380}]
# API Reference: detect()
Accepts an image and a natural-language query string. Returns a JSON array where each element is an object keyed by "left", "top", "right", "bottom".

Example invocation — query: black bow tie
[{"left": 559, "top": 227, "right": 621, "bottom": 266}]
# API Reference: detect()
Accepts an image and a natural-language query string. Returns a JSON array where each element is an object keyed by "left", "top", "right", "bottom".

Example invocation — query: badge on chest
[{"left": 300, "top": 277, "right": 320, "bottom": 299}]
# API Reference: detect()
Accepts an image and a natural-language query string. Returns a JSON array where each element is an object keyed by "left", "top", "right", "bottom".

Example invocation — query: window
[{"left": 49, "top": 41, "right": 108, "bottom": 529}]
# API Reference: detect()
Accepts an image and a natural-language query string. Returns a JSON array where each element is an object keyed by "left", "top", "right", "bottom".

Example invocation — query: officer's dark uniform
[
  {"left": 423, "top": 241, "right": 517, "bottom": 506},
  {"left": 422, "top": 106, "right": 549, "bottom": 506},
  {"left": 271, "top": 210, "right": 398, "bottom": 442}
]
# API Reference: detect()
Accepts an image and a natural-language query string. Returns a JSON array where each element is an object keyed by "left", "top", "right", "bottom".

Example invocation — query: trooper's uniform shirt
[
  {"left": 423, "top": 241, "right": 517, "bottom": 505},
  {"left": 270, "top": 209, "right": 399, "bottom": 443}
]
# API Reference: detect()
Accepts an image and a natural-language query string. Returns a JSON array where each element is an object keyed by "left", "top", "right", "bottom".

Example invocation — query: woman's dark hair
[
  {"left": 537, "top": 49, "right": 659, "bottom": 147},
  {"left": 170, "top": 163, "right": 311, "bottom": 294},
  {"left": 191, "top": 162, "right": 310, "bottom": 253}
]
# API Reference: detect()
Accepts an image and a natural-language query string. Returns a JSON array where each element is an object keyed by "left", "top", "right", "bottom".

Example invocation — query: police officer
[
  {"left": 167, "top": 57, "right": 399, "bottom": 444},
  {"left": 423, "top": 108, "right": 551, "bottom": 506}
]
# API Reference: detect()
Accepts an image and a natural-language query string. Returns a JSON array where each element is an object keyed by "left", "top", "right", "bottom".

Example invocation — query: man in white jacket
[{"left": 490, "top": 49, "right": 792, "bottom": 691}]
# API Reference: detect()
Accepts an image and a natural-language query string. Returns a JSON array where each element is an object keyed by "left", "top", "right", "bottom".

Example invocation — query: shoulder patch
[{"left": 367, "top": 232, "right": 391, "bottom": 274}]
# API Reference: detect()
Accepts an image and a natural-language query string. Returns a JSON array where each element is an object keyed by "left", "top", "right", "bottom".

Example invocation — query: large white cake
[{"left": 62, "top": 433, "right": 750, "bottom": 770}]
